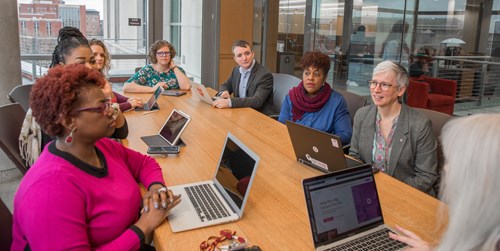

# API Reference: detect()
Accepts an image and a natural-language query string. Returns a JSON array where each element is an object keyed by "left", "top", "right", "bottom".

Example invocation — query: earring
[{"left": 65, "top": 128, "right": 75, "bottom": 143}]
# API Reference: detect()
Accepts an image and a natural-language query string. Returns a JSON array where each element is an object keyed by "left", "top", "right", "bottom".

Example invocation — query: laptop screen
[
  {"left": 146, "top": 86, "right": 163, "bottom": 108},
  {"left": 214, "top": 134, "right": 259, "bottom": 210},
  {"left": 303, "top": 165, "right": 384, "bottom": 247},
  {"left": 158, "top": 109, "right": 190, "bottom": 145}
]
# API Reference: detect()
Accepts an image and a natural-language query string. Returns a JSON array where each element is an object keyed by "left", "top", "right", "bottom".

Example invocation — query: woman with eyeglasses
[
  {"left": 278, "top": 51, "right": 352, "bottom": 145},
  {"left": 349, "top": 60, "right": 438, "bottom": 195},
  {"left": 19, "top": 27, "right": 128, "bottom": 166},
  {"left": 123, "top": 40, "right": 191, "bottom": 93},
  {"left": 89, "top": 39, "right": 144, "bottom": 111},
  {"left": 12, "top": 64, "right": 181, "bottom": 251}
]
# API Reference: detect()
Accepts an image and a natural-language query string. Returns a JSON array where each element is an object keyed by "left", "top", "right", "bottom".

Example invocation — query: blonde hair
[
  {"left": 89, "top": 39, "right": 111, "bottom": 75},
  {"left": 437, "top": 114, "right": 500, "bottom": 251}
]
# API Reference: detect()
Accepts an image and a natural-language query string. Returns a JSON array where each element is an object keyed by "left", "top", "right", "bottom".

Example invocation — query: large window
[
  {"left": 170, "top": 0, "right": 182, "bottom": 58},
  {"left": 17, "top": 0, "right": 149, "bottom": 82}
]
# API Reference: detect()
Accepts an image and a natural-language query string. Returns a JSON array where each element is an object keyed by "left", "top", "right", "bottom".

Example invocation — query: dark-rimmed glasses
[
  {"left": 74, "top": 98, "right": 112, "bottom": 115},
  {"left": 156, "top": 51, "right": 171, "bottom": 57},
  {"left": 367, "top": 80, "right": 394, "bottom": 91}
]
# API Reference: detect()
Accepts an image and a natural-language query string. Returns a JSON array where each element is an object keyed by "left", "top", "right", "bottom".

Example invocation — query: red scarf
[{"left": 289, "top": 81, "right": 332, "bottom": 121}]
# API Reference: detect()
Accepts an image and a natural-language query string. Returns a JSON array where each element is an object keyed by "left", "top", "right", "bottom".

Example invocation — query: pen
[{"left": 142, "top": 110, "right": 159, "bottom": 115}]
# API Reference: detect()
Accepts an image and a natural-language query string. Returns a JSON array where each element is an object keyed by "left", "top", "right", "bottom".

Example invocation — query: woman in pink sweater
[{"left": 12, "top": 64, "right": 181, "bottom": 251}]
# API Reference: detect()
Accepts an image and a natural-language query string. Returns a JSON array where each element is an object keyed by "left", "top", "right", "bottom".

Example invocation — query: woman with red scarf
[{"left": 278, "top": 51, "right": 352, "bottom": 145}]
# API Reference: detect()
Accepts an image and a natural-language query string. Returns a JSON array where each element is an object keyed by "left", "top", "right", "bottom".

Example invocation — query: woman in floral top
[{"left": 123, "top": 40, "right": 191, "bottom": 93}]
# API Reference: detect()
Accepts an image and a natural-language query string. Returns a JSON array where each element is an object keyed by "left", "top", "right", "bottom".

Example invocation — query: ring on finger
[{"left": 157, "top": 187, "right": 168, "bottom": 194}]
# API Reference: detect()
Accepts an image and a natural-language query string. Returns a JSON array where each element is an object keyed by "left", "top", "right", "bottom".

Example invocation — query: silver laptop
[
  {"left": 167, "top": 132, "right": 260, "bottom": 232},
  {"left": 135, "top": 86, "right": 164, "bottom": 111},
  {"left": 286, "top": 120, "right": 363, "bottom": 173},
  {"left": 191, "top": 82, "right": 219, "bottom": 104},
  {"left": 140, "top": 109, "right": 190, "bottom": 147},
  {"left": 302, "top": 164, "right": 407, "bottom": 251}
]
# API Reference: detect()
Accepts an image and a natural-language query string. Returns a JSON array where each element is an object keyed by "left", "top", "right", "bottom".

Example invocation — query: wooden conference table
[{"left": 122, "top": 90, "right": 446, "bottom": 250}]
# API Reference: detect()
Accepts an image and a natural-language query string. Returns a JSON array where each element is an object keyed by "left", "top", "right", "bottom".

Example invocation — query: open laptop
[
  {"left": 135, "top": 86, "right": 163, "bottom": 111},
  {"left": 167, "top": 132, "right": 260, "bottom": 232},
  {"left": 302, "top": 164, "right": 407, "bottom": 251},
  {"left": 140, "top": 109, "right": 190, "bottom": 147},
  {"left": 286, "top": 120, "right": 363, "bottom": 173},
  {"left": 191, "top": 82, "right": 220, "bottom": 104}
]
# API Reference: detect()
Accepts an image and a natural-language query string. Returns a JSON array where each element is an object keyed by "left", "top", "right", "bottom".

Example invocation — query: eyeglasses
[
  {"left": 367, "top": 80, "right": 394, "bottom": 91},
  {"left": 156, "top": 51, "right": 171, "bottom": 57},
  {"left": 74, "top": 98, "right": 112, "bottom": 115}
]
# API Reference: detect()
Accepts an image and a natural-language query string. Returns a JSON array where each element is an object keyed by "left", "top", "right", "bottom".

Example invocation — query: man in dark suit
[{"left": 213, "top": 40, "right": 274, "bottom": 115}]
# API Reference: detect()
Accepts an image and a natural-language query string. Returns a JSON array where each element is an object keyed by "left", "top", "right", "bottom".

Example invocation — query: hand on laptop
[
  {"left": 155, "top": 82, "right": 169, "bottom": 91},
  {"left": 213, "top": 98, "right": 231, "bottom": 109},
  {"left": 128, "top": 97, "right": 144, "bottom": 109},
  {"left": 134, "top": 185, "right": 182, "bottom": 236},
  {"left": 388, "top": 225, "right": 431, "bottom": 251}
]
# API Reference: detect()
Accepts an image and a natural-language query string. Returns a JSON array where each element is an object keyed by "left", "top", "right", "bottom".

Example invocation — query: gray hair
[
  {"left": 372, "top": 61, "right": 409, "bottom": 90},
  {"left": 436, "top": 114, "right": 500, "bottom": 251}
]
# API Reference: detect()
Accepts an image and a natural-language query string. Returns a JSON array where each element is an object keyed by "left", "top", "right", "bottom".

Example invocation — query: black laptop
[
  {"left": 302, "top": 164, "right": 407, "bottom": 250},
  {"left": 286, "top": 120, "right": 363, "bottom": 173}
]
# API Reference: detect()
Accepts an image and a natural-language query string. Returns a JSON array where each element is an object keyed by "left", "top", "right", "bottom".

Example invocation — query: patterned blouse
[
  {"left": 371, "top": 112, "right": 399, "bottom": 172},
  {"left": 126, "top": 64, "right": 186, "bottom": 90}
]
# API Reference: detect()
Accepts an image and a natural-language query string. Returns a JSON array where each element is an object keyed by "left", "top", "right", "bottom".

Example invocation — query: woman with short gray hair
[{"left": 349, "top": 60, "right": 438, "bottom": 195}]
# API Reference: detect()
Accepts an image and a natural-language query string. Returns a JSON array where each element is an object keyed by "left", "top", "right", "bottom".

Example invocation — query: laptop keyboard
[
  {"left": 325, "top": 228, "right": 407, "bottom": 251},
  {"left": 141, "top": 135, "right": 167, "bottom": 146},
  {"left": 184, "top": 184, "right": 230, "bottom": 222}
]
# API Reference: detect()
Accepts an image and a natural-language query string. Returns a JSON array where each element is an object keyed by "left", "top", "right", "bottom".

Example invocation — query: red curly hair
[
  {"left": 301, "top": 51, "right": 331, "bottom": 76},
  {"left": 30, "top": 64, "right": 106, "bottom": 137}
]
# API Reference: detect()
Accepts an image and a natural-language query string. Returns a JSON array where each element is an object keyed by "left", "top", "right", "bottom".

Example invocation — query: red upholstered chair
[{"left": 406, "top": 76, "right": 457, "bottom": 115}]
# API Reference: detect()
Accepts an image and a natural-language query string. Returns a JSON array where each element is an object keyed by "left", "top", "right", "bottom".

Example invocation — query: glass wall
[{"left": 278, "top": 0, "right": 500, "bottom": 111}]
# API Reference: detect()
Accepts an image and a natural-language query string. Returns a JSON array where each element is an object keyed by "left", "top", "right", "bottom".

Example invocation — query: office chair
[
  {"left": 407, "top": 77, "right": 457, "bottom": 115},
  {"left": 334, "top": 89, "right": 367, "bottom": 125},
  {"left": 0, "top": 103, "right": 29, "bottom": 175},
  {"left": 270, "top": 73, "right": 301, "bottom": 119},
  {"left": 8, "top": 84, "right": 34, "bottom": 112},
  {"left": 414, "top": 108, "right": 453, "bottom": 197},
  {"left": 0, "top": 197, "right": 13, "bottom": 250},
  {"left": 334, "top": 89, "right": 367, "bottom": 154}
]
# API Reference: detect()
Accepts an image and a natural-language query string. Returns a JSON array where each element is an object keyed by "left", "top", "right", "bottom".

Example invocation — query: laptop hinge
[{"left": 213, "top": 183, "right": 237, "bottom": 214}]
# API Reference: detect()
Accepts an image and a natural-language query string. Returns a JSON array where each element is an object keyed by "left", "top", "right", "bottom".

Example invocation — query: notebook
[
  {"left": 135, "top": 86, "right": 164, "bottom": 111},
  {"left": 191, "top": 82, "right": 219, "bottom": 104},
  {"left": 167, "top": 132, "right": 260, "bottom": 232},
  {"left": 286, "top": 120, "right": 363, "bottom": 173},
  {"left": 140, "top": 109, "right": 190, "bottom": 147},
  {"left": 302, "top": 164, "right": 407, "bottom": 251}
]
